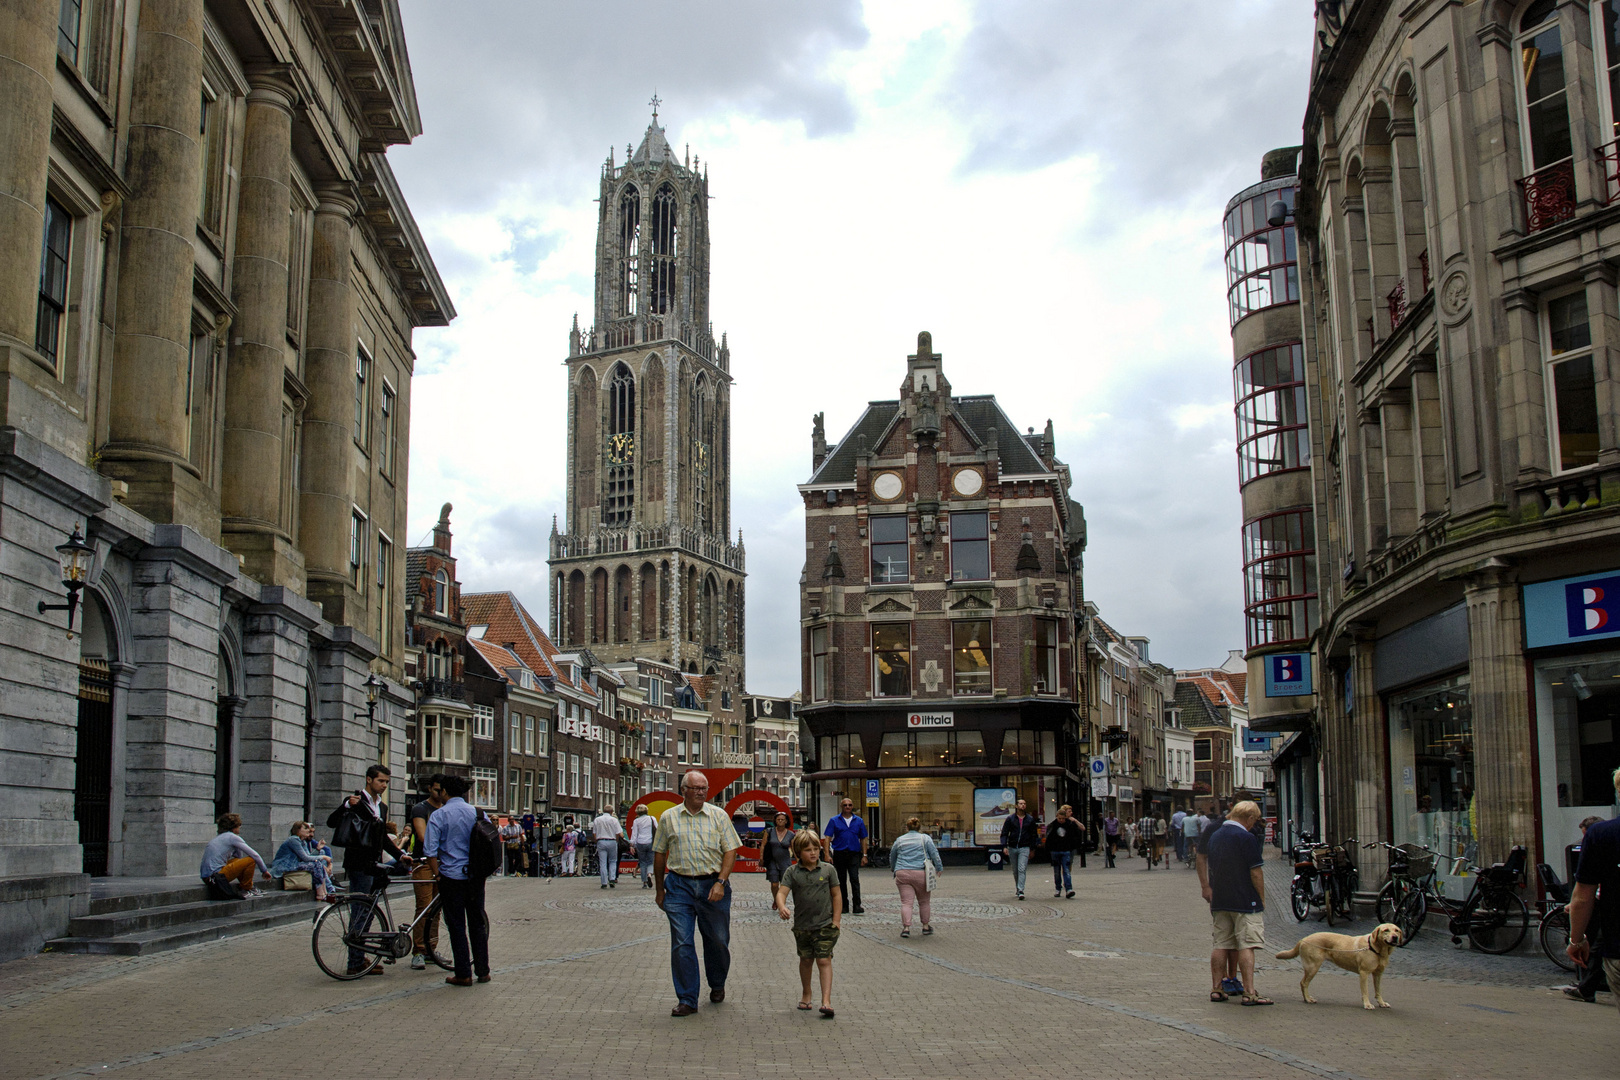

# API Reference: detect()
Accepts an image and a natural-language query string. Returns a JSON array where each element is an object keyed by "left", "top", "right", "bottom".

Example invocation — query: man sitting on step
[{"left": 200, "top": 813, "right": 271, "bottom": 898}]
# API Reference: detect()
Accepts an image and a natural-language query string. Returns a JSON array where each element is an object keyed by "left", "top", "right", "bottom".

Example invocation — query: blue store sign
[
  {"left": 1525, "top": 570, "right": 1620, "bottom": 649},
  {"left": 1263, "top": 652, "right": 1312, "bottom": 697}
]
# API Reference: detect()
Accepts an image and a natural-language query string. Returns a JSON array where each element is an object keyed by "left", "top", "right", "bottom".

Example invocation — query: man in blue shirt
[
  {"left": 1566, "top": 766, "right": 1620, "bottom": 1015},
  {"left": 425, "top": 774, "right": 489, "bottom": 986},
  {"left": 822, "top": 797, "right": 869, "bottom": 915},
  {"left": 1200, "top": 800, "right": 1270, "bottom": 1004}
]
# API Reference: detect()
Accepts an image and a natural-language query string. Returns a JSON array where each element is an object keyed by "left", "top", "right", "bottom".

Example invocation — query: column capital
[
  {"left": 108, "top": 661, "right": 137, "bottom": 689},
  {"left": 243, "top": 65, "right": 299, "bottom": 113},
  {"left": 313, "top": 185, "right": 360, "bottom": 218}
]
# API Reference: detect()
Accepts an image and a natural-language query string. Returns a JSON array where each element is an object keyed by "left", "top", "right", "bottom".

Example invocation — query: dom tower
[{"left": 550, "top": 108, "right": 745, "bottom": 678}]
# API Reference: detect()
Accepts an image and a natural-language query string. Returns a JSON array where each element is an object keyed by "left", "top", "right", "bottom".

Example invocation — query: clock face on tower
[{"left": 607, "top": 432, "right": 635, "bottom": 465}]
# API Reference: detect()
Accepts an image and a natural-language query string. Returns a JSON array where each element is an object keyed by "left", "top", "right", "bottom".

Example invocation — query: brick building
[
  {"left": 404, "top": 505, "right": 472, "bottom": 794},
  {"left": 744, "top": 694, "right": 805, "bottom": 814},
  {"left": 798, "top": 332, "right": 1086, "bottom": 850}
]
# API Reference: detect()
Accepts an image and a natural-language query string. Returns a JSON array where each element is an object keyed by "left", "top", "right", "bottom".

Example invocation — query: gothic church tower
[{"left": 549, "top": 107, "right": 745, "bottom": 678}]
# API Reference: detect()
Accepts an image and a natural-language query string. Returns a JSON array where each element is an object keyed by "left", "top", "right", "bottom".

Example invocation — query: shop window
[
  {"left": 873, "top": 623, "right": 912, "bottom": 697},
  {"left": 879, "top": 733, "right": 915, "bottom": 768},
  {"left": 952, "top": 620, "right": 991, "bottom": 694},
  {"left": 870, "top": 515, "right": 909, "bottom": 583},
  {"left": 1000, "top": 730, "right": 1055, "bottom": 765},
  {"left": 1536, "top": 654, "right": 1620, "bottom": 829},
  {"left": 1234, "top": 342, "right": 1309, "bottom": 483},
  {"left": 949, "top": 512, "right": 989, "bottom": 581},
  {"left": 1242, "top": 511, "right": 1318, "bottom": 648},
  {"left": 818, "top": 734, "right": 866, "bottom": 770},
  {"left": 1034, "top": 619, "right": 1058, "bottom": 694},
  {"left": 877, "top": 775, "right": 976, "bottom": 847},
  {"left": 1387, "top": 674, "right": 1474, "bottom": 891},
  {"left": 35, "top": 196, "right": 70, "bottom": 372},
  {"left": 1544, "top": 291, "right": 1600, "bottom": 472},
  {"left": 810, "top": 626, "right": 829, "bottom": 701}
]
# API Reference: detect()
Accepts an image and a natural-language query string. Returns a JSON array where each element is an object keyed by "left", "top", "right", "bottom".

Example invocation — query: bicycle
[
  {"left": 1442, "top": 845, "right": 1530, "bottom": 955},
  {"left": 312, "top": 866, "right": 454, "bottom": 980},
  {"left": 1535, "top": 861, "right": 1576, "bottom": 973},
  {"left": 1290, "top": 839, "right": 1349, "bottom": 924},
  {"left": 1368, "top": 841, "right": 1432, "bottom": 946}
]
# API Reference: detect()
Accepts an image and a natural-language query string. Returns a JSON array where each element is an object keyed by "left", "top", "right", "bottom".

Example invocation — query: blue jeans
[
  {"left": 1175, "top": 832, "right": 1187, "bottom": 862},
  {"left": 598, "top": 839, "right": 618, "bottom": 885},
  {"left": 662, "top": 873, "right": 731, "bottom": 1007},
  {"left": 1051, "top": 851, "right": 1073, "bottom": 892},
  {"left": 1009, "top": 846, "right": 1031, "bottom": 894},
  {"left": 346, "top": 868, "right": 379, "bottom": 970},
  {"left": 637, "top": 843, "right": 655, "bottom": 884}
]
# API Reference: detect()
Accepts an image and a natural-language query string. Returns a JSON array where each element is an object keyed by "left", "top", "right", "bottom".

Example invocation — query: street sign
[
  {"left": 1091, "top": 774, "right": 1108, "bottom": 798},
  {"left": 1090, "top": 756, "right": 1108, "bottom": 777},
  {"left": 865, "top": 778, "right": 880, "bottom": 807}
]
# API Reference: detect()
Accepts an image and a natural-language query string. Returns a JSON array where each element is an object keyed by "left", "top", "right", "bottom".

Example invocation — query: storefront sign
[
  {"left": 973, "top": 787, "right": 1016, "bottom": 846},
  {"left": 907, "top": 711, "right": 954, "bottom": 728},
  {"left": 1113, "top": 784, "right": 1134, "bottom": 803},
  {"left": 1263, "top": 652, "right": 1312, "bottom": 697},
  {"left": 865, "top": 778, "right": 880, "bottom": 807},
  {"left": 1525, "top": 570, "right": 1620, "bottom": 649}
]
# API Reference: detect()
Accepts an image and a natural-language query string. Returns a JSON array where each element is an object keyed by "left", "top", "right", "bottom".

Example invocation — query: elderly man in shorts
[{"left": 1201, "top": 799, "right": 1271, "bottom": 1005}]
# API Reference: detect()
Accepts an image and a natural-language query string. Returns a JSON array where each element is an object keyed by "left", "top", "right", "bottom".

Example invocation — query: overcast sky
[{"left": 390, "top": 0, "right": 1316, "bottom": 695}]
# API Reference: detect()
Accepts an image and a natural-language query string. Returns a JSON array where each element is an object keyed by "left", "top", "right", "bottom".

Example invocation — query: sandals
[
  {"left": 1240, "top": 994, "right": 1274, "bottom": 1006},
  {"left": 1209, "top": 990, "right": 1229, "bottom": 1002},
  {"left": 819, "top": 1006, "right": 835, "bottom": 1019},
  {"left": 900, "top": 929, "right": 910, "bottom": 938},
  {"left": 797, "top": 1001, "right": 813, "bottom": 1010}
]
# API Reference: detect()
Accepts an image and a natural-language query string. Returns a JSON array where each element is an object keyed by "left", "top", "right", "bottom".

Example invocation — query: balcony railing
[
  {"left": 571, "top": 315, "right": 726, "bottom": 369},
  {"left": 1387, "top": 278, "right": 1407, "bottom": 330},
  {"left": 417, "top": 677, "right": 465, "bottom": 702},
  {"left": 1364, "top": 517, "right": 1448, "bottom": 586},
  {"left": 1517, "top": 159, "right": 1576, "bottom": 233},
  {"left": 551, "top": 523, "right": 746, "bottom": 571}
]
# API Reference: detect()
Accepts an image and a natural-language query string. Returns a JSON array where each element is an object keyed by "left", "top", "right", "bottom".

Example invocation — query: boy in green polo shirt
[{"left": 775, "top": 830, "right": 842, "bottom": 1017}]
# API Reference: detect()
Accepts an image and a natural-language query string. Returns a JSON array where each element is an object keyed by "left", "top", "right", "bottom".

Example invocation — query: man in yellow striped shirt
[{"left": 653, "top": 770, "right": 740, "bottom": 1016}]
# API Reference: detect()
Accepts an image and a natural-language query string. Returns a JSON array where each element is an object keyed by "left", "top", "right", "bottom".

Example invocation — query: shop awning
[{"left": 1248, "top": 709, "right": 1312, "bottom": 733}]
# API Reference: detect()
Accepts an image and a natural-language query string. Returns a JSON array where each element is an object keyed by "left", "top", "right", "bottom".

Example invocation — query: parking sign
[{"left": 865, "top": 779, "right": 880, "bottom": 807}]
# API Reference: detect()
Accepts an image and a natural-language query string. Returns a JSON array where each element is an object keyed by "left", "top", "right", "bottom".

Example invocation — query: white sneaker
[{"left": 410, "top": 954, "right": 426, "bottom": 970}]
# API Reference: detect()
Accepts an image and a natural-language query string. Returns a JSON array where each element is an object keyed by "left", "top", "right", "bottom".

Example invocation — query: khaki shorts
[
  {"left": 793, "top": 925, "right": 840, "bottom": 960},
  {"left": 1211, "top": 911, "right": 1266, "bottom": 951},
  {"left": 1607, "top": 959, "right": 1620, "bottom": 1016}
]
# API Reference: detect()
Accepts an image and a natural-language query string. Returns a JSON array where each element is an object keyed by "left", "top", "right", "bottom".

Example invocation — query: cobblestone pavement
[{"left": 0, "top": 852, "right": 1613, "bottom": 1080}]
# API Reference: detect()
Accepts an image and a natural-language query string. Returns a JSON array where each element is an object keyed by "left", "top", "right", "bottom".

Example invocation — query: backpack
[
  {"left": 467, "top": 809, "right": 503, "bottom": 880},
  {"left": 206, "top": 870, "right": 246, "bottom": 901}
]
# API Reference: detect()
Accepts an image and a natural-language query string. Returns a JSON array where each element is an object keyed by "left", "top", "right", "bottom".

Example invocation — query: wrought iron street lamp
[
  {"left": 357, "top": 671, "right": 386, "bottom": 725},
  {"left": 38, "top": 524, "right": 93, "bottom": 638}
]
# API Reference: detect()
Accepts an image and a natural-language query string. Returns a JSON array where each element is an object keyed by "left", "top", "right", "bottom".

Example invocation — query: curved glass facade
[
  {"left": 1235, "top": 342, "right": 1310, "bottom": 484},
  {"left": 1224, "top": 181, "right": 1297, "bottom": 327},
  {"left": 1242, "top": 510, "right": 1318, "bottom": 648}
]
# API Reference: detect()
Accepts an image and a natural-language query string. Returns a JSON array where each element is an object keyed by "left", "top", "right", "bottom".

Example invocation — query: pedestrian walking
[
  {"left": 200, "top": 813, "right": 271, "bottom": 897},
  {"left": 760, "top": 811, "right": 796, "bottom": 904},
  {"left": 326, "top": 765, "right": 409, "bottom": 976},
  {"left": 560, "top": 822, "right": 578, "bottom": 876},
  {"left": 775, "top": 830, "right": 842, "bottom": 1017},
  {"left": 1171, "top": 808, "right": 1187, "bottom": 864},
  {"left": 653, "top": 771, "right": 740, "bottom": 1016},
  {"left": 591, "top": 807, "right": 626, "bottom": 888},
  {"left": 1180, "top": 809, "right": 1200, "bottom": 866},
  {"left": 1045, "top": 804, "right": 1084, "bottom": 898},
  {"left": 1200, "top": 800, "right": 1271, "bottom": 1005},
  {"left": 629, "top": 805, "right": 658, "bottom": 888},
  {"left": 822, "top": 797, "right": 869, "bottom": 915},
  {"left": 1565, "top": 766, "right": 1620, "bottom": 1015},
  {"left": 1103, "top": 812, "right": 1120, "bottom": 867},
  {"left": 1150, "top": 812, "right": 1169, "bottom": 868},
  {"left": 406, "top": 775, "right": 447, "bottom": 969},
  {"left": 999, "top": 798, "right": 1040, "bottom": 901},
  {"left": 1558, "top": 816, "right": 1611, "bottom": 1001},
  {"left": 425, "top": 774, "right": 490, "bottom": 986},
  {"left": 889, "top": 817, "right": 943, "bottom": 936}
]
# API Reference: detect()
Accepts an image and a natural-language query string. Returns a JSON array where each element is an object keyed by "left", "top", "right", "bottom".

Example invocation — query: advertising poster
[{"left": 974, "top": 787, "right": 1017, "bottom": 846}]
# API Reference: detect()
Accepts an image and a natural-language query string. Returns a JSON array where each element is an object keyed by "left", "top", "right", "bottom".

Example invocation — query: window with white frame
[
  {"left": 376, "top": 534, "right": 392, "bottom": 652},
  {"left": 509, "top": 709, "right": 521, "bottom": 751},
  {"left": 535, "top": 770, "right": 547, "bottom": 801},
  {"left": 350, "top": 510, "right": 366, "bottom": 588},
  {"left": 508, "top": 768, "right": 519, "bottom": 809},
  {"left": 471, "top": 767, "right": 497, "bottom": 809},
  {"left": 473, "top": 703, "right": 494, "bottom": 740},
  {"left": 35, "top": 197, "right": 70, "bottom": 373},
  {"left": 380, "top": 380, "right": 397, "bottom": 478},
  {"left": 354, "top": 342, "right": 371, "bottom": 448},
  {"left": 536, "top": 716, "right": 548, "bottom": 756},
  {"left": 1543, "top": 290, "right": 1600, "bottom": 472},
  {"left": 525, "top": 714, "right": 536, "bottom": 755},
  {"left": 569, "top": 754, "right": 580, "bottom": 797},
  {"left": 810, "top": 625, "right": 829, "bottom": 702}
]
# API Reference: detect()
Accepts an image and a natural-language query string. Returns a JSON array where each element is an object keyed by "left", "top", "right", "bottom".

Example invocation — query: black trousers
[
  {"left": 832, "top": 850, "right": 862, "bottom": 911},
  {"left": 439, "top": 875, "right": 490, "bottom": 980}
]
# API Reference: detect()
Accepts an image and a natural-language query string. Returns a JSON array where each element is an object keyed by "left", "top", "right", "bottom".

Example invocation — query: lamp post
[
  {"left": 357, "top": 671, "right": 385, "bottom": 726},
  {"left": 38, "top": 524, "right": 94, "bottom": 638}
]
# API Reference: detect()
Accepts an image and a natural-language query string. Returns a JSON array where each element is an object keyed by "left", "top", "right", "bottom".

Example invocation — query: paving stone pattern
[{"left": 0, "top": 852, "right": 1611, "bottom": 1080}]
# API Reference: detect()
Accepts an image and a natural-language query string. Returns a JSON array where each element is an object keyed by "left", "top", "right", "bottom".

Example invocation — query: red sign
[{"left": 627, "top": 781, "right": 792, "bottom": 874}]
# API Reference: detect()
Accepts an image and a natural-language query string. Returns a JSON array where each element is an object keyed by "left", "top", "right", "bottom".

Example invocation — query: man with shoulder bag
[
  {"left": 327, "top": 765, "right": 410, "bottom": 976},
  {"left": 426, "top": 774, "right": 493, "bottom": 986}
]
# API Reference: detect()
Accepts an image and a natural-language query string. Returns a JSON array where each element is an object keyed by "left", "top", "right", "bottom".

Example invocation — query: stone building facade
[
  {"left": 1275, "top": 0, "right": 1620, "bottom": 886},
  {"left": 549, "top": 112, "right": 745, "bottom": 682},
  {"left": 0, "top": 0, "right": 449, "bottom": 959},
  {"left": 798, "top": 332, "right": 1087, "bottom": 850}
]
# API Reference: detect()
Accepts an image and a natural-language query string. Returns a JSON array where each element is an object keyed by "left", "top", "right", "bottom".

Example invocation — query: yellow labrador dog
[{"left": 1275, "top": 923, "right": 1403, "bottom": 1009}]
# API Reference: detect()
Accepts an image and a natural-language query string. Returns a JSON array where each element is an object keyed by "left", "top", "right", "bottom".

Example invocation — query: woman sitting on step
[{"left": 273, "top": 821, "right": 337, "bottom": 901}]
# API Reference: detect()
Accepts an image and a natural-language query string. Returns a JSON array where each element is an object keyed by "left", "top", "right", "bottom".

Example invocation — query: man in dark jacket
[
  {"left": 326, "top": 764, "right": 409, "bottom": 975},
  {"left": 1000, "top": 798, "right": 1042, "bottom": 901}
]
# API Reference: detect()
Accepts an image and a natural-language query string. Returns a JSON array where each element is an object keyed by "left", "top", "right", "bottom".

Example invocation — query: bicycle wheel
[
  {"left": 1466, "top": 890, "right": 1529, "bottom": 954},
  {"left": 1376, "top": 881, "right": 1396, "bottom": 924},
  {"left": 313, "top": 894, "right": 386, "bottom": 980},
  {"left": 1290, "top": 881, "right": 1310, "bottom": 922},
  {"left": 1394, "top": 889, "right": 1426, "bottom": 944},
  {"left": 1540, "top": 906, "right": 1576, "bottom": 973},
  {"left": 1324, "top": 881, "right": 1338, "bottom": 926}
]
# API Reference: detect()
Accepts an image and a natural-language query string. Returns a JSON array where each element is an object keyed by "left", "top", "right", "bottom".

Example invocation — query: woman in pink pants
[{"left": 889, "top": 817, "right": 944, "bottom": 938}]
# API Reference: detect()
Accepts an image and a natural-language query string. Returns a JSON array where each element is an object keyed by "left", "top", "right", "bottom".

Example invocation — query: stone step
[
  {"left": 65, "top": 889, "right": 316, "bottom": 938},
  {"left": 45, "top": 903, "right": 319, "bottom": 956},
  {"left": 88, "top": 885, "right": 210, "bottom": 916}
]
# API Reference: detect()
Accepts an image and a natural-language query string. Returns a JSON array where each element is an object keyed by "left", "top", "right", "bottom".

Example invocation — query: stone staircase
[{"left": 45, "top": 879, "right": 324, "bottom": 956}]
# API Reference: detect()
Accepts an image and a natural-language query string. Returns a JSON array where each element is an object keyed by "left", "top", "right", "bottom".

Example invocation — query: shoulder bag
[{"left": 331, "top": 803, "right": 383, "bottom": 851}]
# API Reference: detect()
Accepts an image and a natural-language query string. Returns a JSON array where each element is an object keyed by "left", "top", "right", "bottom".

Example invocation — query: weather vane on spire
[{"left": 649, "top": 91, "right": 661, "bottom": 122}]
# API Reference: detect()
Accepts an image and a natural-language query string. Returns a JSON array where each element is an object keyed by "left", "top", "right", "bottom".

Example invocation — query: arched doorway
[
  {"left": 74, "top": 594, "right": 115, "bottom": 876},
  {"left": 213, "top": 649, "right": 243, "bottom": 821}
]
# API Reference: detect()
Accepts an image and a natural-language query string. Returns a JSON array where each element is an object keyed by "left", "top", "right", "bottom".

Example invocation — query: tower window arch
[
  {"left": 619, "top": 185, "right": 640, "bottom": 316},
  {"left": 1515, "top": 0, "right": 1576, "bottom": 230},
  {"left": 651, "top": 183, "right": 678, "bottom": 315},
  {"left": 605, "top": 363, "right": 636, "bottom": 526},
  {"left": 692, "top": 374, "right": 714, "bottom": 533}
]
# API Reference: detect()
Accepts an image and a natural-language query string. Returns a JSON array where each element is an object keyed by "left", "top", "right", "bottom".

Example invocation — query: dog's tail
[{"left": 1275, "top": 945, "right": 1300, "bottom": 960}]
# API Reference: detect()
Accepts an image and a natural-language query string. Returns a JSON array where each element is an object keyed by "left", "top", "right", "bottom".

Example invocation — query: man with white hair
[
  {"left": 1201, "top": 799, "right": 1271, "bottom": 1005},
  {"left": 1566, "top": 765, "right": 1620, "bottom": 1016},
  {"left": 653, "top": 770, "right": 740, "bottom": 1016}
]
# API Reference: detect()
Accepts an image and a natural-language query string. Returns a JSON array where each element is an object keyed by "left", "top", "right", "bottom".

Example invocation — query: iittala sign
[{"left": 906, "top": 712, "right": 954, "bottom": 728}]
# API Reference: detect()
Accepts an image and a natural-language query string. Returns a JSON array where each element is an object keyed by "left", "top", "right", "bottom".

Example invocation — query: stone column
[
  {"left": 222, "top": 72, "right": 300, "bottom": 587},
  {"left": 0, "top": 0, "right": 57, "bottom": 351},
  {"left": 298, "top": 189, "right": 358, "bottom": 626},
  {"left": 105, "top": 661, "right": 136, "bottom": 876},
  {"left": 105, "top": 0, "right": 205, "bottom": 488},
  {"left": 1464, "top": 561, "right": 1535, "bottom": 866},
  {"left": 1348, "top": 630, "right": 1388, "bottom": 886}
]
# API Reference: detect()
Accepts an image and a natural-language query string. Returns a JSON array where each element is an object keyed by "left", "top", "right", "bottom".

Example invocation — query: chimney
[{"left": 433, "top": 502, "right": 454, "bottom": 555}]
